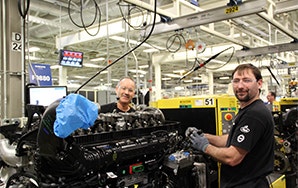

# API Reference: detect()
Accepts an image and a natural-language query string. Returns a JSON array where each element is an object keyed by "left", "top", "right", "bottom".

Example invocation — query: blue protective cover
[{"left": 54, "top": 93, "right": 98, "bottom": 138}]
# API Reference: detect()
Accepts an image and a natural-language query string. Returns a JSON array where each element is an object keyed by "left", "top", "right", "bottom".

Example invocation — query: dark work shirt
[
  {"left": 221, "top": 99, "right": 274, "bottom": 188},
  {"left": 100, "top": 102, "right": 135, "bottom": 113}
]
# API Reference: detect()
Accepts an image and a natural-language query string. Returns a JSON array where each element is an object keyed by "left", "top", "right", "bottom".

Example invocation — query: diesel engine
[{"left": 0, "top": 99, "right": 216, "bottom": 188}]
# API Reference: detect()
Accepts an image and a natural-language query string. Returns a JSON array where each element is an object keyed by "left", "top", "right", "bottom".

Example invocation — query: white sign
[
  {"left": 11, "top": 32, "right": 22, "bottom": 52},
  {"left": 12, "top": 32, "right": 21, "bottom": 42}
]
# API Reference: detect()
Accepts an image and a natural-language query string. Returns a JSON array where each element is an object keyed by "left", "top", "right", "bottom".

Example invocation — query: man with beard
[
  {"left": 100, "top": 76, "right": 136, "bottom": 113},
  {"left": 186, "top": 64, "right": 274, "bottom": 188}
]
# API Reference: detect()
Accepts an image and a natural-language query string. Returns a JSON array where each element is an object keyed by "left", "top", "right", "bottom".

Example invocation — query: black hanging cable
[
  {"left": 205, "top": 46, "right": 235, "bottom": 70},
  {"left": 80, "top": 0, "right": 101, "bottom": 36},
  {"left": 166, "top": 32, "right": 189, "bottom": 66},
  {"left": 74, "top": 0, "right": 158, "bottom": 93},
  {"left": 68, "top": 0, "right": 101, "bottom": 36},
  {"left": 166, "top": 33, "right": 186, "bottom": 53},
  {"left": 68, "top": 0, "right": 96, "bottom": 28},
  {"left": 118, "top": 2, "right": 148, "bottom": 30},
  {"left": 178, "top": 46, "right": 235, "bottom": 82},
  {"left": 266, "top": 66, "right": 280, "bottom": 86},
  {"left": 18, "top": 0, "right": 30, "bottom": 19}
]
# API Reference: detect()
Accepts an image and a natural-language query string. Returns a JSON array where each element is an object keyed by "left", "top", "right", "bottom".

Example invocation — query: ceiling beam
[
  {"left": 235, "top": 42, "right": 298, "bottom": 57},
  {"left": 142, "top": 0, "right": 267, "bottom": 36},
  {"left": 275, "top": 0, "right": 298, "bottom": 14},
  {"left": 257, "top": 12, "right": 298, "bottom": 41},
  {"left": 123, "top": 0, "right": 177, "bottom": 18}
]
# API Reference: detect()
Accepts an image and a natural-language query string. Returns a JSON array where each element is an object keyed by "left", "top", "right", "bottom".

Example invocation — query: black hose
[
  {"left": 75, "top": 0, "right": 159, "bottom": 93},
  {"left": 17, "top": 0, "right": 30, "bottom": 19}
]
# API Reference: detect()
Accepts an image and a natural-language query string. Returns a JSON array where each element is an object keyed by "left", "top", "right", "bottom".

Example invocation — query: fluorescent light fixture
[
  {"left": 129, "top": 69, "right": 147, "bottom": 75},
  {"left": 219, "top": 76, "right": 230, "bottom": 80},
  {"left": 143, "top": 48, "right": 159, "bottom": 53},
  {"left": 139, "top": 65, "right": 149, "bottom": 69},
  {"left": 50, "top": 65, "right": 60, "bottom": 69},
  {"left": 84, "top": 63, "right": 103, "bottom": 68},
  {"left": 173, "top": 69, "right": 186, "bottom": 74},
  {"left": 133, "top": 74, "right": 144, "bottom": 78},
  {"left": 67, "top": 83, "right": 81, "bottom": 88},
  {"left": 163, "top": 73, "right": 181, "bottom": 78},
  {"left": 101, "top": 70, "right": 108, "bottom": 74},
  {"left": 162, "top": 77, "right": 171, "bottom": 81},
  {"left": 183, "top": 80, "right": 193, "bottom": 83},
  {"left": 193, "top": 76, "right": 201, "bottom": 80},
  {"left": 29, "top": 46, "right": 40, "bottom": 52},
  {"left": 90, "top": 57, "right": 105, "bottom": 61},
  {"left": 111, "top": 79, "right": 120, "bottom": 82},
  {"left": 73, "top": 76, "right": 89, "bottom": 79},
  {"left": 233, "top": 33, "right": 247, "bottom": 38},
  {"left": 110, "top": 36, "right": 151, "bottom": 48},
  {"left": 174, "top": 86, "right": 184, "bottom": 90}
]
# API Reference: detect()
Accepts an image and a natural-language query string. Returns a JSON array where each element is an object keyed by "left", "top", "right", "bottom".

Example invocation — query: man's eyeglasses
[{"left": 231, "top": 78, "right": 257, "bottom": 85}]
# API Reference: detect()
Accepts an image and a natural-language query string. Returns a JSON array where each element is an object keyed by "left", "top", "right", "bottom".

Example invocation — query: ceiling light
[
  {"left": 163, "top": 73, "right": 181, "bottom": 78},
  {"left": 173, "top": 69, "right": 186, "bottom": 74},
  {"left": 50, "top": 65, "right": 60, "bottom": 69},
  {"left": 143, "top": 48, "right": 159, "bottom": 53},
  {"left": 129, "top": 69, "right": 147, "bottom": 74},
  {"left": 183, "top": 80, "right": 193, "bottom": 83},
  {"left": 84, "top": 63, "right": 103, "bottom": 68},
  {"left": 101, "top": 71, "right": 108, "bottom": 74},
  {"left": 174, "top": 86, "right": 184, "bottom": 90},
  {"left": 219, "top": 76, "right": 230, "bottom": 80},
  {"left": 67, "top": 83, "right": 81, "bottom": 88},
  {"left": 139, "top": 65, "right": 149, "bottom": 69},
  {"left": 29, "top": 47, "right": 40, "bottom": 52},
  {"left": 162, "top": 78, "right": 171, "bottom": 81},
  {"left": 73, "top": 76, "right": 88, "bottom": 79},
  {"left": 90, "top": 57, "right": 105, "bottom": 61},
  {"left": 110, "top": 36, "right": 160, "bottom": 49},
  {"left": 111, "top": 79, "right": 120, "bottom": 82},
  {"left": 193, "top": 76, "right": 201, "bottom": 80}
]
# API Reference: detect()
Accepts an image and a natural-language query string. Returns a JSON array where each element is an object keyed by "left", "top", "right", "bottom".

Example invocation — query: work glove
[
  {"left": 189, "top": 131, "right": 209, "bottom": 153},
  {"left": 185, "top": 127, "right": 199, "bottom": 137}
]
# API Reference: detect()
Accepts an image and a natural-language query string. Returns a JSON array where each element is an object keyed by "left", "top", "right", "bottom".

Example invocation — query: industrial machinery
[
  {"left": 154, "top": 95, "right": 239, "bottom": 187},
  {"left": 0, "top": 99, "right": 216, "bottom": 188},
  {"left": 0, "top": 95, "right": 296, "bottom": 187},
  {"left": 272, "top": 98, "right": 298, "bottom": 188},
  {"left": 154, "top": 95, "right": 238, "bottom": 136},
  {"left": 155, "top": 95, "right": 297, "bottom": 188}
]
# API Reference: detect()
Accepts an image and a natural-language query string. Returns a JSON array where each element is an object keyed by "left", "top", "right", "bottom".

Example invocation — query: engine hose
[{"left": 6, "top": 172, "right": 38, "bottom": 188}]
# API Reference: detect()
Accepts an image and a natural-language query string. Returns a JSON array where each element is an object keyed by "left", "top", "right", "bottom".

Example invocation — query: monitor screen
[
  {"left": 59, "top": 49, "right": 83, "bottom": 68},
  {"left": 28, "top": 86, "right": 68, "bottom": 106}
]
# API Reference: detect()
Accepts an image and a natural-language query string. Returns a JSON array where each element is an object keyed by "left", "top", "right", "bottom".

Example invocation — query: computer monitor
[
  {"left": 59, "top": 49, "right": 83, "bottom": 68},
  {"left": 28, "top": 86, "right": 68, "bottom": 107}
]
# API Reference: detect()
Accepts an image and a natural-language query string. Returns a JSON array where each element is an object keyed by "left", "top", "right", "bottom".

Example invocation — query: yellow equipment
[
  {"left": 155, "top": 95, "right": 238, "bottom": 136},
  {"left": 273, "top": 97, "right": 298, "bottom": 112},
  {"left": 155, "top": 95, "right": 292, "bottom": 188},
  {"left": 269, "top": 173, "right": 286, "bottom": 188}
]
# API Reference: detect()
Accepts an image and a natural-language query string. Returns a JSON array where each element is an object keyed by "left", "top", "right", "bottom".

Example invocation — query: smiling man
[
  {"left": 186, "top": 64, "right": 275, "bottom": 188},
  {"left": 100, "top": 77, "right": 136, "bottom": 113}
]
